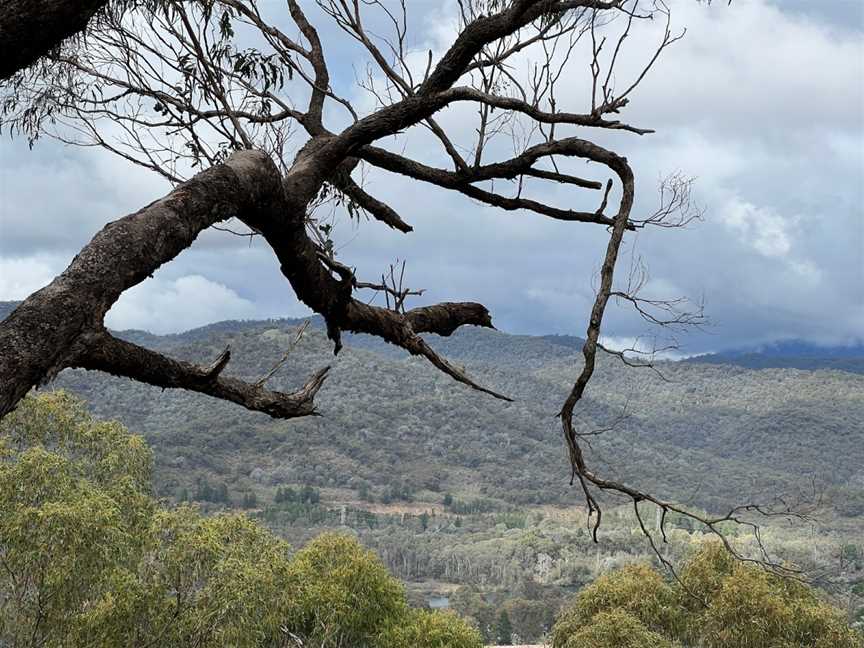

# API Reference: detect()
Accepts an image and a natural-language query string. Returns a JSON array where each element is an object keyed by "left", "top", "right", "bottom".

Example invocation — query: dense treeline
[{"left": 258, "top": 497, "right": 864, "bottom": 641}]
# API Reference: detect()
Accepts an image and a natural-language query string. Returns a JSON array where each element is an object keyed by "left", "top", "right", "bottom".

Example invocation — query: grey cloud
[
  {"left": 0, "top": 0, "right": 861, "bottom": 354},
  {"left": 105, "top": 274, "right": 261, "bottom": 334},
  {"left": 769, "top": 0, "right": 864, "bottom": 30}
]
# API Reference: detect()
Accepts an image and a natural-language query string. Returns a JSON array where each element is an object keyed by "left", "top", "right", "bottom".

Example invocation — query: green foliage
[
  {"left": 551, "top": 541, "right": 864, "bottom": 648},
  {"left": 274, "top": 485, "right": 297, "bottom": 503},
  {"left": 377, "top": 609, "right": 483, "bottom": 648},
  {"left": 281, "top": 533, "right": 407, "bottom": 647},
  {"left": 0, "top": 392, "right": 155, "bottom": 644},
  {"left": 551, "top": 563, "right": 682, "bottom": 640},
  {"left": 137, "top": 508, "right": 296, "bottom": 647},
  {"left": 380, "top": 481, "right": 414, "bottom": 504},
  {"left": 300, "top": 483, "right": 320, "bottom": 504},
  {"left": 678, "top": 540, "right": 737, "bottom": 606},
  {"left": 194, "top": 478, "right": 230, "bottom": 503},
  {"left": 695, "top": 562, "right": 863, "bottom": 648},
  {"left": 0, "top": 394, "right": 481, "bottom": 647},
  {"left": 556, "top": 609, "right": 677, "bottom": 648},
  {"left": 496, "top": 608, "right": 513, "bottom": 644},
  {"left": 842, "top": 543, "right": 863, "bottom": 570}
]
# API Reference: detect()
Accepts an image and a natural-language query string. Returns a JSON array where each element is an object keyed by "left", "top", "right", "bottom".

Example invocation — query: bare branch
[
  {"left": 256, "top": 321, "right": 311, "bottom": 388},
  {"left": 73, "top": 329, "right": 329, "bottom": 419}
]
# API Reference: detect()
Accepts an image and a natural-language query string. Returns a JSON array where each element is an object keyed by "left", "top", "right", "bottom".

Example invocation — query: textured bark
[
  {"left": 0, "top": 0, "right": 109, "bottom": 80},
  {"left": 0, "top": 150, "right": 289, "bottom": 417},
  {"left": 406, "top": 303, "right": 494, "bottom": 336},
  {"left": 0, "top": 144, "right": 504, "bottom": 416}
]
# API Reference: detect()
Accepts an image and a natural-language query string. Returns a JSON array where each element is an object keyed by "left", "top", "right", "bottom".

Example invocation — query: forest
[{"left": 3, "top": 313, "right": 861, "bottom": 645}]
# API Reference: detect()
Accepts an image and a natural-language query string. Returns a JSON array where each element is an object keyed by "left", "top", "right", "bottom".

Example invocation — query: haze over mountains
[
  {"left": 2, "top": 299, "right": 862, "bottom": 373},
  {"left": 689, "top": 340, "right": 864, "bottom": 374}
]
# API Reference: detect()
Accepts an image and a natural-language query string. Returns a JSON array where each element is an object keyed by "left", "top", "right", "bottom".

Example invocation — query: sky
[{"left": 0, "top": 0, "right": 862, "bottom": 355}]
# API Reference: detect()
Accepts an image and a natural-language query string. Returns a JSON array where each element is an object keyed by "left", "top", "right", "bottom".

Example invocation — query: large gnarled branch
[
  {"left": 0, "top": 150, "right": 286, "bottom": 417},
  {"left": 0, "top": 146, "right": 507, "bottom": 416},
  {"left": 0, "top": 0, "right": 109, "bottom": 79}
]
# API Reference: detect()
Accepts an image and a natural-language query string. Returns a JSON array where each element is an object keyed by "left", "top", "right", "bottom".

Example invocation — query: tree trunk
[{"left": 0, "top": 0, "right": 110, "bottom": 79}]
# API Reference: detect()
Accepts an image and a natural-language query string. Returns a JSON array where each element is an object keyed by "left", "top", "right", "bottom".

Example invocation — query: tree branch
[
  {"left": 0, "top": 149, "right": 285, "bottom": 417},
  {"left": 72, "top": 329, "right": 329, "bottom": 418},
  {"left": 0, "top": 0, "right": 109, "bottom": 79}
]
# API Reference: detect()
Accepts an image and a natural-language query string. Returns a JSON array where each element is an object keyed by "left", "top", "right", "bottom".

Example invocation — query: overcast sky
[{"left": 0, "top": 0, "right": 862, "bottom": 354}]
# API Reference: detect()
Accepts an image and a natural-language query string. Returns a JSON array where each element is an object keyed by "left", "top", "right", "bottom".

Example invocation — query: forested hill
[
  {"left": 3, "top": 301, "right": 859, "bottom": 519},
  {"left": 687, "top": 339, "right": 864, "bottom": 374},
  {"left": 3, "top": 299, "right": 863, "bottom": 372}
]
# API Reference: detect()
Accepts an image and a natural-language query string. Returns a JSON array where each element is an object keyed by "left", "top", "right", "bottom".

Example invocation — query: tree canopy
[
  {"left": 0, "top": 392, "right": 483, "bottom": 647},
  {"left": 550, "top": 542, "right": 864, "bottom": 648}
]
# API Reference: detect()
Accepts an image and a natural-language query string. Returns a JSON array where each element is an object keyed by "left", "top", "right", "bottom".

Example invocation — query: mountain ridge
[
  {"left": 24, "top": 311, "right": 859, "bottom": 523},
  {"left": 3, "top": 299, "right": 862, "bottom": 374}
]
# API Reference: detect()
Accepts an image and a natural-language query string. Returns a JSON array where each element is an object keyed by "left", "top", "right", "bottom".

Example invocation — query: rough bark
[
  {"left": 74, "top": 330, "right": 330, "bottom": 418},
  {"left": 0, "top": 148, "right": 504, "bottom": 416},
  {"left": 0, "top": 0, "right": 109, "bottom": 80},
  {"left": 0, "top": 150, "right": 290, "bottom": 417}
]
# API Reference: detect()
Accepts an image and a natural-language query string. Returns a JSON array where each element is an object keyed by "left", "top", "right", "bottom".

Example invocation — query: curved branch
[
  {"left": 333, "top": 174, "right": 413, "bottom": 233},
  {"left": 0, "top": 150, "right": 285, "bottom": 417},
  {"left": 358, "top": 141, "right": 634, "bottom": 228},
  {"left": 273, "top": 234, "right": 510, "bottom": 399},
  {"left": 287, "top": 0, "right": 330, "bottom": 131}
]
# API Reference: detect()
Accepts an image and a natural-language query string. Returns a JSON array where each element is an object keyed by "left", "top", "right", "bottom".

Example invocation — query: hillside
[
  {"left": 17, "top": 312, "right": 857, "bottom": 519},
  {"left": 4, "top": 305, "right": 863, "bottom": 641},
  {"left": 5, "top": 298, "right": 863, "bottom": 373}
]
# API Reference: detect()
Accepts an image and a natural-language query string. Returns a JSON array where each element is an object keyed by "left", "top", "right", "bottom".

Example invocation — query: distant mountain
[
  {"left": 688, "top": 339, "right": 864, "bottom": 374},
  {"left": 4, "top": 298, "right": 863, "bottom": 515},
  {"left": 6, "top": 298, "right": 863, "bottom": 374},
  {"left": 0, "top": 300, "right": 17, "bottom": 321},
  {"left": 0, "top": 311, "right": 847, "bottom": 521}
]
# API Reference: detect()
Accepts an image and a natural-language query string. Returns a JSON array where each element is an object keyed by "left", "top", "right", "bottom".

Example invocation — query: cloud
[
  {"left": 0, "top": 256, "right": 63, "bottom": 300},
  {"left": 720, "top": 199, "right": 793, "bottom": 259},
  {"left": 0, "top": 0, "right": 860, "bottom": 352},
  {"left": 598, "top": 335, "right": 697, "bottom": 361},
  {"left": 612, "top": 0, "right": 864, "bottom": 140},
  {"left": 105, "top": 275, "right": 258, "bottom": 334}
]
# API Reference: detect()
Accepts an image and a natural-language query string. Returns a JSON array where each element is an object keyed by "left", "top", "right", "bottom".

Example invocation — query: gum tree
[{"left": 2, "top": 0, "right": 779, "bottom": 561}]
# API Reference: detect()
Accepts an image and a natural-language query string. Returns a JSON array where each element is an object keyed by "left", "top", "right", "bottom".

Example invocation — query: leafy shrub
[
  {"left": 551, "top": 540, "right": 863, "bottom": 648},
  {"left": 0, "top": 393, "right": 481, "bottom": 648},
  {"left": 378, "top": 609, "right": 484, "bottom": 648}
]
